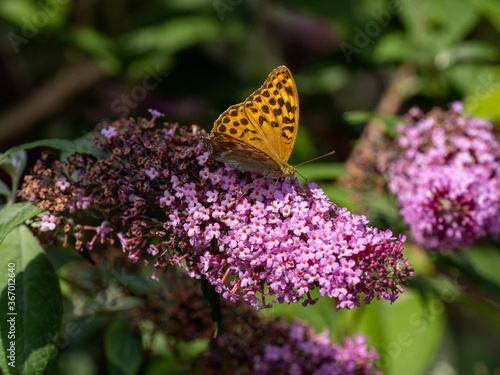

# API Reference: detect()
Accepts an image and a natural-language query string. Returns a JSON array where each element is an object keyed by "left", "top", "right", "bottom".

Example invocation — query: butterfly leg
[
  {"left": 271, "top": 178, "right": 282, "bottom": 197},
  {"left": 238, "top": 175, "right": 267, "bottom": 198}
]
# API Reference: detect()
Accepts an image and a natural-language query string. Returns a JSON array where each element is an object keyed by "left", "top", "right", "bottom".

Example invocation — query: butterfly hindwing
[{"left": 205, "top": 131, "right": 282, "bottom": 174}]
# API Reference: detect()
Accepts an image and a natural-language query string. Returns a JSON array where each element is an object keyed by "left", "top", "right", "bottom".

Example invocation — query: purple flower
[
  {"left": 40, "top": 214, "right": 57, "bottom": 231},
  {"left": 162, "top": 164, "right": 411, "bottom": 310},
  {"left": 385, "top": 103, "right": 500, "bottom": 251},
  {"left": 145, "top": 167, "right": 159, "bottom": 180},
  {"left": 148, "top": 108, "right": 165, "bottom": 118},
  {"left": 101, "top": 126, "right": 118, "bottom": 138},
  {"left": 55, "top": 177, "right": 70, "bottom": 191},
  {"left": 253, "top": 320, "right": 381, "bottom": 375}
]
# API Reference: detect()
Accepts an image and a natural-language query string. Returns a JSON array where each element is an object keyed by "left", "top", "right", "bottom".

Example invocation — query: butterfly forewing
[
  {"left": 243, "top": 66, "right": 299, "bottom": 163},
  {"left": 212, "top": 103, "right": 275, "bottom": 159}
]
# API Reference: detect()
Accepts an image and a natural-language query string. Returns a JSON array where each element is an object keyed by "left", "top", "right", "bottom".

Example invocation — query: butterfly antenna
[
  {"left": 294, "top": 170, "right": 309, "bottom": 182},
  {"left": 294, "top": 151, "right": 335, "bottom": 167}
]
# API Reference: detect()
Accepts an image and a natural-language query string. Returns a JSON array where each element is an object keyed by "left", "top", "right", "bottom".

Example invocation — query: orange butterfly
[{"left": 204, "top": 66, "right": 299, "bottom": 179}]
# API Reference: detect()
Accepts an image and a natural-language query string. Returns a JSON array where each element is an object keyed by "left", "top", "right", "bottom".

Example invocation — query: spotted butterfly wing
[{"left": 204, "top": 66, "right": 299, "bottom": 178}]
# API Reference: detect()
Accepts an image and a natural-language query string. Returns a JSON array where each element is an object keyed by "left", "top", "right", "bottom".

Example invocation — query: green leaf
[
  {"left": 0, "top": 151, "right": 27, "bottom": 203},
  {"left": 122, "top": 16, "right": 220, "bottom": 55},
  {"left": 0, "top": 139, "right": 108, "bottom": 164},
  {"left": 69, "top": 27, "right": 121, "bottom": 74},
  {"left": 359, "top": 290, "right": 446, "bottom": 375},
  {"left": 121, "top": 16, "right": 220, "bottom": 79},
  {"left": 0, "top": 0, "right": 69, "bottom": 30},
  {"left": 0, "top": 151, "right": 26, "bottom": 179},
  {"left": 373, "top": 113, "right": 404, "bottom": 137},
  {"left": 343, "top": 111, "right": 402, "bottom": 136},
  {"left": 105, "top": 319, "right": 143, "bottom": 375},
  {"left": 321, "top": 183, "right": 354, "bottom": 211},
  {"left": 446, "top": 40, "right": 499, "bottom": 64},
  {"left": 344, "top": 110, "right": 373, "bottom": 125},
  {"left": 465, "top": 86, "right": 500, "bottom": 122},
  {"left": 0, "top": 203, "right": 43, "bottom": 246},
  {"left": 373, "top": 31, "right": 412, "bottom": 63},
  {"left": 432, "top": 252, "right": 500, "bottom": 303},
  {"left": 0, "top": 225, "right": 63, "bottom": 375},
  {"left": 0, "top": 180, "right": 11, "bottom": 198},
  {"left": 296, "top": 66, "right": 350, "bottom": 95},
  {"left": 445, "top": 64, "right": 495, "bottom": 93},
  {"left": 399, "top": 0, "right": 481, "bottom": 55},
  {"left": 59, "top": 133, "right": 100, "bottom": 162},
  {"left": 480, "top": 0, "right": 500, "bottom": 35}
]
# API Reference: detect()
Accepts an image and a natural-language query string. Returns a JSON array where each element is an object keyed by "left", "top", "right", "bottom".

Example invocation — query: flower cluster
[
  {"left": 19, "top": 115, "right": 411, "bottom": 310},
  {"left": 385, "top": 102, "right": 500, "bottom": 251},
  {"left": 62, "top": 259, "right": 382, "bottom": 374},
  {"left": 253, "top": 323, "right": 380, "bottom": 375}
]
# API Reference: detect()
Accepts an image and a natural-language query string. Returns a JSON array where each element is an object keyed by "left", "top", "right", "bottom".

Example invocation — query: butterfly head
[{"left": 277, "top": 162, "right": 296, "bottom": 179}]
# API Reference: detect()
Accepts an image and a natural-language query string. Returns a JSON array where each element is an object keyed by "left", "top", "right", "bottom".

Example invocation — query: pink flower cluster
[
  {"left": 386, "top": 103, "right": 500, "bottom": 251},
  {"left": 19, "top": 116, "right": 411, "bottom": 310},
  {"left": 161, "top": 152, "right": 410, "bottom": 310},
  {"left": 253, "top": 322, "right": 381, "bottom": 374}
]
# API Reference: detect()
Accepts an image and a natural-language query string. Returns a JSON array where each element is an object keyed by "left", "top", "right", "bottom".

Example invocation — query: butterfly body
[{"left": 204, "top": 66, "right": 299, "bottom": 179}]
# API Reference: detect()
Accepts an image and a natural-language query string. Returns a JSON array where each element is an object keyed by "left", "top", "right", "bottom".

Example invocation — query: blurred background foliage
[{"left": 1, "top": 0, "right": 500, "bottom": 374}]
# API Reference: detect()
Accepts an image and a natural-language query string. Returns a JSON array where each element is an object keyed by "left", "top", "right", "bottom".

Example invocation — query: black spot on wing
[
  {"left": 281, "top": 125, "right": 295, "bottom": 141},
  {"left": 240, "top": 128, "right": 258, "bottom": 138}
]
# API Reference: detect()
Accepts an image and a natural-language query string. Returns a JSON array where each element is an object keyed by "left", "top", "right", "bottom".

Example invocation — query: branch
[{"left": 0, "top": 59, "right": 108, "bottom": 141}]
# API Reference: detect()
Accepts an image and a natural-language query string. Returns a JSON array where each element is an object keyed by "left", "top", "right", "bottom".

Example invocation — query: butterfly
[{"left": 204, "top": 66, "right": 299, "bottom": 179}]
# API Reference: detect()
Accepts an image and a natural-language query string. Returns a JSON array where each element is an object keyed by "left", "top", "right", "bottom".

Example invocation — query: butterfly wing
[
  {"left": 205, "top": 131, "right": 282, "bottom": 174},
  {"left": 205, "top": 66, "right": 299, "bottom": 177},
  {"left": 242, "top": 66, "right": 299, "bottom": 164}
]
